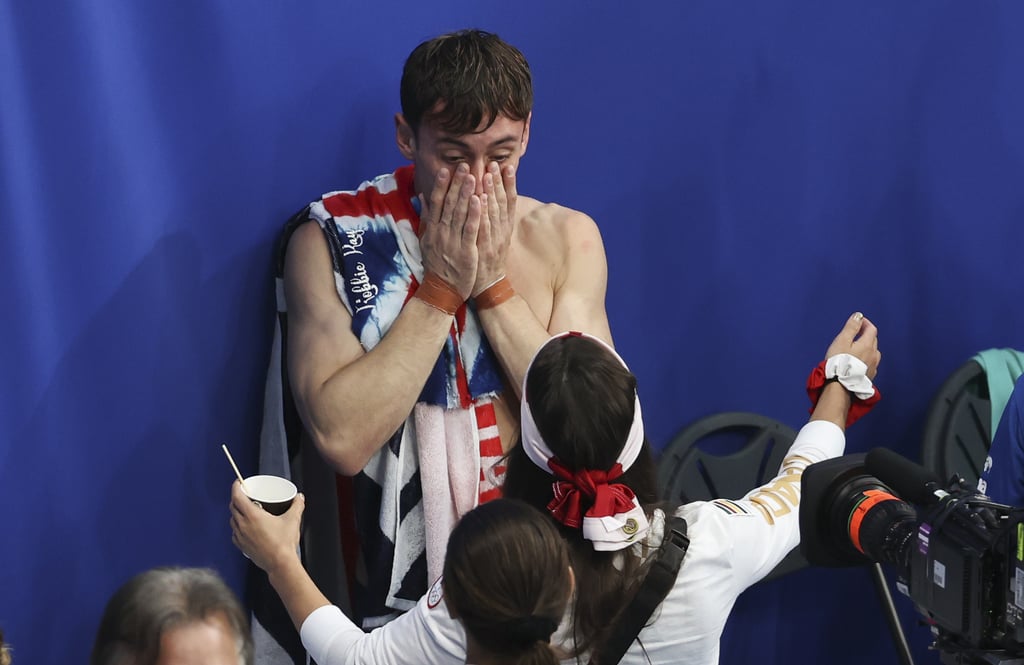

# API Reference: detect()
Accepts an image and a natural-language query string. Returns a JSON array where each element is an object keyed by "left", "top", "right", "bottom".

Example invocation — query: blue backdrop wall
[{"left": 2, "top": 2, "right": 1022, "bottom": 663}]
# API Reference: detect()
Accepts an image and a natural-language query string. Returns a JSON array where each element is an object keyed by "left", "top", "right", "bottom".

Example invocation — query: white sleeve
[
  {"left": 301, "top": 605, "right": 361, "bottom": 664},
  {"left": 701, "top": 419, "right": 845, "bottom": 585},
  {"left": 299, "top": 591, "right": 467, "bottom": 665}
]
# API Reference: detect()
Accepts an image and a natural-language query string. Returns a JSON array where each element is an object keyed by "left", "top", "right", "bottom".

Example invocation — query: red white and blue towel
[{"left": 259, "top": 166, "right": 506, "bottom": 646}]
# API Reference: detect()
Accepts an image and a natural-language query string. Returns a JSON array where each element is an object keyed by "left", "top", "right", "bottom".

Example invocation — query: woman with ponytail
[
  {"left": 502, "top": 331, "right": 661, "bottom": 660},
  {"left": 443, "top": 499, "right": 571, "bottom": 665},
  {"left": 231, "top": 493, "right": 572, "bottom": 665},
  {"left": 232, "top": 312, "right": 880, "bottom": 664},
  {"left": 504, "top": 313, "right": 880, "bottom": 664}
]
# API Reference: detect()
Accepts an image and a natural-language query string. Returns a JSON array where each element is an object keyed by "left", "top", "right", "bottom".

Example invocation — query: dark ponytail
[
  {"left": 518, "top": 640, "right": 561, "bottom": 665},
  {"left": 443, "top": 499, "right": 570, "bottom": 665},
  {"left": 502, "top": 334, "right": 661, "bottom": 660}
]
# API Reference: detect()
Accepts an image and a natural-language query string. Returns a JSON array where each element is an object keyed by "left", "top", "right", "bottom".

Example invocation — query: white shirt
[{"left": 300, "top": 419, "right": 845, "bottom": 665}]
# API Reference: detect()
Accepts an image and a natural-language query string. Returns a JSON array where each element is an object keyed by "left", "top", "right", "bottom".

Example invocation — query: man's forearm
[
  {"left": 475, "top": 294, "right": 555, "bottom": 397},
  {"left": 296, "top": 299, "right": 456, "bottom": 475}
]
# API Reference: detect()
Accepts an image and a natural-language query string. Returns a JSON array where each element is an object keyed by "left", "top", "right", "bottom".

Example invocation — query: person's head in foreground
[
  {"left": 0, "top": 627, "right": 11, "bottom": 665},
  {"left": 396, "top": 28, "right": 532, "bottom": 198},
  {"left": 443, "top": 498, "right": 573, "bottom": 665},
  {"left": 504, "top": 331, "right": 660, "bottom": 660},
  {"left": 90, "top": 566, "right": 253, "bottom": 665}
]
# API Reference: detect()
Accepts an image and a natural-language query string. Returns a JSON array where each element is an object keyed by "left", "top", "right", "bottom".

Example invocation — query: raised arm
[
  {"left": 808, "top": 311, "right": 881, "bottom": 430},
  {"left": 711, "top": 312, "right": 882, "bottom": 584},
  {"left": 284, "top": 223, "right": 455, "bottom": 475},
  {"left": 472, "top": 163, "right": 613, "bottom": 395},
  {"left": 285, "top": 168, "right": 482, "bottom": 475},
  {"left": 230, "top": 482, "right": 327, "bottom": 630},
  {"left": 230, "top": 482, "right": 466, "bottom": 664}
]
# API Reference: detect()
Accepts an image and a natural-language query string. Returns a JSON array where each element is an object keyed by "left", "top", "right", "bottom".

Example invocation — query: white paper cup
[{"left": 242, "top": 475, "right": 297, "bottom": 516}]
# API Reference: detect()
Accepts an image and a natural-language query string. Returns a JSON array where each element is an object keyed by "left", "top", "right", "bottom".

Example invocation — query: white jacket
[{"left": 300, "top": 419, "right": 845, "bottom": 665}]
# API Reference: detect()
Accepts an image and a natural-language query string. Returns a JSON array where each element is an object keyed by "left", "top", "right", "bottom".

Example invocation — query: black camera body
[
  {"left": 900, "top": 494, "right": 1024, "bottom": 654},
  {"left": 800, "top": 451, "right": 1024, "bottom": 663}
]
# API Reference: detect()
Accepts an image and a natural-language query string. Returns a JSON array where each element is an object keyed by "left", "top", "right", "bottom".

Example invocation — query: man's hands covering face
[
  {"left": 418, "top": 161, "right": 517, "bottom": 301},
  {"left": 476, "top": 161, "right": 517, "bottom": 296},
  {"left": 419, "top": 163, "right": 481, "bottom": 301}
]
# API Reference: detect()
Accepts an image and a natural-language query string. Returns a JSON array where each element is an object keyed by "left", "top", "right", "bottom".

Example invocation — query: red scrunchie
[
  {"left": 546, "top": 460, "right": 638, "bottom": 529},
  {"left": 806, "top": 360, "right": 882, "bottom": 428}
]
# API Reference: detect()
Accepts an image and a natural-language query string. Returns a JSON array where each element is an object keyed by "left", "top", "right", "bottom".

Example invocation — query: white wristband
[{"left": 825, "top": 353, "right": 875, "bottom": 400}]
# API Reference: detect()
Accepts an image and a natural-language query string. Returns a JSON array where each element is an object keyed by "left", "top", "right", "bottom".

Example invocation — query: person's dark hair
[
  {"left": 0, "top": 627, "right": 11, "bottom": 665},
  {"left": 503, "top": 335, "right": 660, "bottom": 661},
  {"left": 90, "top": 566, "right": 253, "bottom": 665},
  {"left": 443, "top": 499, "right": 571, "bottom": 665},
  {"left": 400, "top": 29, "right": 533, "bottom": 135}
]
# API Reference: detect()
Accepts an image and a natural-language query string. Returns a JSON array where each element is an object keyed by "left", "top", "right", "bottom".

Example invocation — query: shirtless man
[{"left": 281, "top": 28, "right": 612, "bottom": 626}]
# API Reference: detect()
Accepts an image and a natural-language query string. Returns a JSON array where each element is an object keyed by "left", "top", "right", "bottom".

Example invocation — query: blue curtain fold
[{"left": 2, "top": 2, "right": 1023, "bottom": 663}]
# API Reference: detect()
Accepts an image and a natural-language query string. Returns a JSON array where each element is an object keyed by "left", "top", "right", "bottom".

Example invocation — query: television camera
[{"left": 800, "top": 448, "right": 1024, "bottom": 664}]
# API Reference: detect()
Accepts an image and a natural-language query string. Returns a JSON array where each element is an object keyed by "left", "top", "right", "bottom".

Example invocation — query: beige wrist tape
[
  {"left": 475, "top": 276, "right": 515, "bottom": 310},
  {"left": 415, "top": 272, "right": 463, "bottom": 316}
]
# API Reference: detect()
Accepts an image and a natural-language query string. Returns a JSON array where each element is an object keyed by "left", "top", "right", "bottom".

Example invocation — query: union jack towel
[{"left": 254, "top": 166, "right": 506, "bottom": 661}]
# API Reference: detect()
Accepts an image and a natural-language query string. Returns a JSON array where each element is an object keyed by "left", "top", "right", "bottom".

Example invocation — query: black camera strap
[{"left": 592, "top": 515, "right": 690, "bottom": 665}]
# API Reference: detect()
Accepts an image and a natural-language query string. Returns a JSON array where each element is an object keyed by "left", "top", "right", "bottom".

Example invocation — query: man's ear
[
  {"left": 395, "top": 113, "right": 416, "bottom": 160},
  {"left": 519, "top": 111, "right": 532, "bottom": 158}
]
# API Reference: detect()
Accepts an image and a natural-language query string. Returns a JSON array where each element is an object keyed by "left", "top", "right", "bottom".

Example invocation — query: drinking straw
[{"left": 221, "top": 444, "right": 250, "bottom": 494}]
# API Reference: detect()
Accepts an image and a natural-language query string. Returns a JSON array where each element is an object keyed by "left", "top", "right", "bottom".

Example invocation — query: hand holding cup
[
  {"left": 239, "top": 474, "right": 297, "bottom": 515},
  {"left": 229, "top": 479, "right": 304, "bottom": 574}
]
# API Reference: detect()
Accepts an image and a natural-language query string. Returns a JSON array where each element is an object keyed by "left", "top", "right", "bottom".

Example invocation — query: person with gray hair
[
  {"left": 0, "top": 627, "right": 11, "bottom": 665},
  {"left": 90, "top": 566, "right": 253, "bottom": 665}
]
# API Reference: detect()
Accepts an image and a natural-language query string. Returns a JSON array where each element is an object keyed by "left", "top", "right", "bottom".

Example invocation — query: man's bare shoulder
[
  {"left": 283, "top": 220, "right": 336, "bottom": 306},
  {"left": 285, "top": 219, "right": 327, "bottom": 264},
  {"left": 516, "top": 196, "right": 601, "bottom": 242}
]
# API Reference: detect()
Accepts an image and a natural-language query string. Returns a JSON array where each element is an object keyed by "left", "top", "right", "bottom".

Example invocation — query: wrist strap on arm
[
  {"left": 414, "top": 272, "right": 464, "bottom": 316},
  {"left": 474, "top": 275, "right": 515, "bottom": 310},
  {"left": 593, "top": 516, "right": 689, "bottom": 665},
  {"left": 806, "top": 356, "right": 882, "bottom": 428}
]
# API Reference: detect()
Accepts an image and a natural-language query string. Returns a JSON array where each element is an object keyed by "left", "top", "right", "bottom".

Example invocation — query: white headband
[
  {"left": 520, "top": 332, "right": 645, "bottom": 471},
  {"left": 520, "top": 331, "right": 649, "bottom": 551}
]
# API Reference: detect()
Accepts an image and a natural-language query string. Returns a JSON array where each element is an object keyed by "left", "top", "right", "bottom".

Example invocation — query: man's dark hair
[
  {"left": 90, "top": 566, "right": 253, "bottom": 665},
  {"left": 400, "top": 29, "right": 533, "bottom": 135}
]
